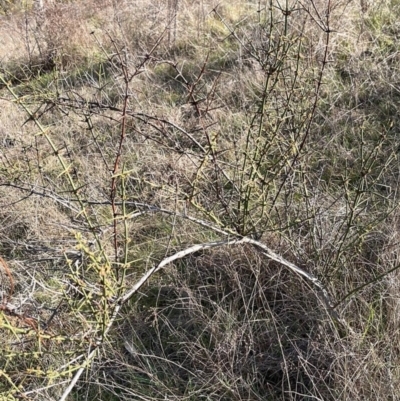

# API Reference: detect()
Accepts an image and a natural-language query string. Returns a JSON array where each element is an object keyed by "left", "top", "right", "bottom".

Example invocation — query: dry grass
[{"left": 1, "top": 0, "right": 400, "bottom": 400}]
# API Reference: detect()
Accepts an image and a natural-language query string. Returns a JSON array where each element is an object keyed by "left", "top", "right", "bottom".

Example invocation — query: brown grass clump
[{"left": 115, "top": 246, "right": 339, "bottom": 400}]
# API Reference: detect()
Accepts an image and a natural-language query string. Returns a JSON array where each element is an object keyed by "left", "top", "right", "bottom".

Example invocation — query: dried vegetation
[{"left": 1, "top": 0, "right": 400, "bottom": 400}]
